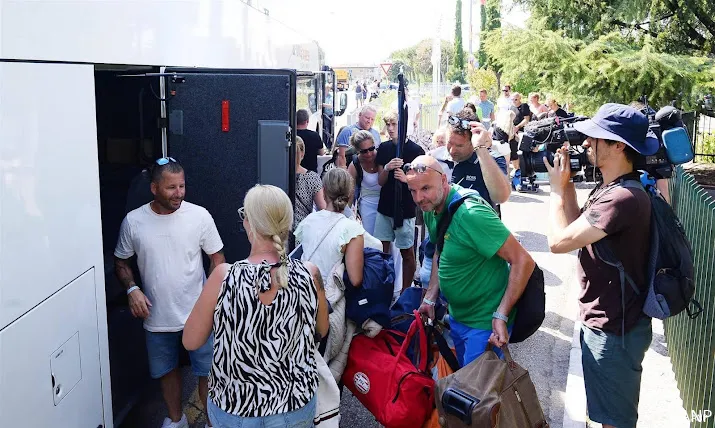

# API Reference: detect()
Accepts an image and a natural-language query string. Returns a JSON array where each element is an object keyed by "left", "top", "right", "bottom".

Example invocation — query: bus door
[{"left": 163, "top": 68, "right": 296, "bottom": 263}]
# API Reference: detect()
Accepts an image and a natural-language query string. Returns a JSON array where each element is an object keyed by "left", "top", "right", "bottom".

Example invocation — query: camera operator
[{"left": 545, "top": 103, "right": 660, "bottom": 428}]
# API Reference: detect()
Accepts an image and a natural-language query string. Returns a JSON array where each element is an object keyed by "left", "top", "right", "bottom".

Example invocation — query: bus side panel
[
  {"left": 0, "top": 269, "right": 104, "bottom": 427},
  {"left": 0, "top": 62, "right": 111, "bottom": 425}
]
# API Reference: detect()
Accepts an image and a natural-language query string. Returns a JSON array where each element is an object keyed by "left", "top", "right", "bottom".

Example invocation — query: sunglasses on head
[
  {"left": 402, "top": 162, "right": 443, "bottom": 175},
  {"left": 359, "top": 146, "right": 376, "bottom": 154},
  {"left": 156, "top": 156, "right": 177, "bottom": 166},
  {"left": 447, "top": 115, "right": 471, "bottom": 131}
]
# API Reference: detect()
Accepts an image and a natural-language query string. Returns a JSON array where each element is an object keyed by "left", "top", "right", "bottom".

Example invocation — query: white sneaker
[{"left": 160, "top": 414, "right": 189, "bottom": 428}]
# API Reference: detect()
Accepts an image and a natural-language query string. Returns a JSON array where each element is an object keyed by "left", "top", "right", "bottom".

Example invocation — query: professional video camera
[{"left": 517, "top": 99, "right": 694, "bottom": 186}]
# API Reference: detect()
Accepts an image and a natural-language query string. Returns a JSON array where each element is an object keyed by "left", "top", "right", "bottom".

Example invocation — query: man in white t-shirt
[
  {"left": 114, "top": 157, "right": 224, "bottom": 428},
  {"left": 445, "top": 84, "right": 466, "bottom": 116}
]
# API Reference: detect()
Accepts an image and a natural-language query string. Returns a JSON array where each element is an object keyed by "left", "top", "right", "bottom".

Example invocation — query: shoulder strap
[
  {"left": 434, "top": 189, "right": 481, "bottom": 255},
  {"left": 305, "top": 215, "right": 344, "bottom": 262}
]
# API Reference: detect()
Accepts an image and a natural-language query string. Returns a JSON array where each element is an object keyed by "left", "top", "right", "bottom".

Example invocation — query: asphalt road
[{"left": 119, "top": 181, "right": 596, "bottom": 428}]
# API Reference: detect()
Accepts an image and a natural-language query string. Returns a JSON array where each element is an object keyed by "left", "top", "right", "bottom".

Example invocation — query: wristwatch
[{"left": 492, "top": 311, "right": 508, "bottom": 322}]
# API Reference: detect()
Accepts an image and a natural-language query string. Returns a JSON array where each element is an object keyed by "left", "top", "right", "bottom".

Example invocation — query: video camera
[{"left": 518, "top": 99, "right": 694, "bottom": 183}]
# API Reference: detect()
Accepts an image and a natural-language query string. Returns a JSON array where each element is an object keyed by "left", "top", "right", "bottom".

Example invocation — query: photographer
[{"left": 545, "top": 103, "right": 660, "bottom": 428}]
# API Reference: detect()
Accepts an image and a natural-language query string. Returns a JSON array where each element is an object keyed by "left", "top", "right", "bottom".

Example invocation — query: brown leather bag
[{"left": 435, "top": 345, "right": 549, "bottom": 428}]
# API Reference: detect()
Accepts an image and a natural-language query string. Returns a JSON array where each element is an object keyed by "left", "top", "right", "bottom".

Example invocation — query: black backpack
[
  {"left": 435, "top": 187, "right": 545, "bottom": 344},
  {"left": 591, "top": 178, "right": 702, "bottom": 322}
]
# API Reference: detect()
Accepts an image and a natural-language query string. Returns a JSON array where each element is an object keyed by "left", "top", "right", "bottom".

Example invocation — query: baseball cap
[
  {"left": 501, "top": 85, "right": 511, "bottom": 91},
  {"left": 573, "top": 103, "right": 660, "bottom": 155}
]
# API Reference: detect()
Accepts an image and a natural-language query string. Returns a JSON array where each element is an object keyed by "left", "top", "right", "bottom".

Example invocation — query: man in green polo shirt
[{"left": 405, "top": 149, "right": 534, "bottom": 366}]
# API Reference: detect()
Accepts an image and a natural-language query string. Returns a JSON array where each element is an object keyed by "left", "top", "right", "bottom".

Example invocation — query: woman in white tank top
[{"left": 347, "top": 130, "right": 383, "bottom": 235}]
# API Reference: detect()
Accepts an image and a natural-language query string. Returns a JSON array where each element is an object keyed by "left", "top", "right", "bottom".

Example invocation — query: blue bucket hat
[{"left": 573, "top": 103, "right": 660, "bottom": 155}]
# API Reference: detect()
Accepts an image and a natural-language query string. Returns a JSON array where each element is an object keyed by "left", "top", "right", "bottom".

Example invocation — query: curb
[{"left": 562, "top": 320, "right": 587, "bottom": 428}]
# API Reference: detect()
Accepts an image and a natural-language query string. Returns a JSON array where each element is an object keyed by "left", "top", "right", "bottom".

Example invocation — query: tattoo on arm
[
  {"left": 312, "top": 270, "right": 324, "bottom": 292},
  {"left": 114, "top": 258, "right": 136, "bottom": 290}
]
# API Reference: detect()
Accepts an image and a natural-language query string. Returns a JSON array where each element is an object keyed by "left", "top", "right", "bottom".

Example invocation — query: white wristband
[{"left": 127, "top": 285, "right": 140, "bottom": 295}]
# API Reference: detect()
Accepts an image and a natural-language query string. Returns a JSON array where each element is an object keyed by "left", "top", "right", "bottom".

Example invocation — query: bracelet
[
  {"left": 423, "top": 298, "right": 436, "bottom": 307},
  {"left": 127, "top": 285, "right": 140, "bottom": 295},
  {"left": 492, "top": 311, "right": 508, "bottom": 322}
]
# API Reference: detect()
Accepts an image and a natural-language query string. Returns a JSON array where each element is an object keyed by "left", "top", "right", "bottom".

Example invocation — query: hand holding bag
[{"left": 342, "top": 311, "right": 436, "bottom": 428}]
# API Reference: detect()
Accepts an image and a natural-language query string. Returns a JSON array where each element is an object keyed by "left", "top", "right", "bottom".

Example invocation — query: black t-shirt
[
  {"left": 552, "top": 108, "right": 568, "bottom": 118},
  {"left": 451, "top": 152, "right": 507, "bottom": 208},
  {"left": 297, "top": 129, "right": 323, "bottom": 173},
  {"left": 376, "top": 140, "right": 425, "bottom": 218},
  {"left": 514, "top": 103, "right": 531, "bottom": 126}
]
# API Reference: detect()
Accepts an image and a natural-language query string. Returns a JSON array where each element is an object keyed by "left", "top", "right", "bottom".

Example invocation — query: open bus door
[{"left": 162, "top": 68, "right": 296, "bottom": 264}]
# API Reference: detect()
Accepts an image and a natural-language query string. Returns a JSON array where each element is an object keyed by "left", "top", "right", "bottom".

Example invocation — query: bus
[{"left": 0, "top": 1, "right": 347, "bottom": 427}]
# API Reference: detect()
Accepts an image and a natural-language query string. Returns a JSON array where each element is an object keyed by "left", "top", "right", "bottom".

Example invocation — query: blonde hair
[
  {"left": 495, "top": 109, "right": 516, "bottom": 140},
  {"left": 431, "top": 126, "right": 448, "bottom": 149},
  {"left": 322, "top": 168, "right": 353, "bottom": 212},
  {"left": 243, "top": 185, "right": 293, "bottom": 288},
  {"left": 350, "top": 130, "right": 375, "bottom": 151},
  {"left": 383, "top": 110, "right": 398, "bottom": 125}
]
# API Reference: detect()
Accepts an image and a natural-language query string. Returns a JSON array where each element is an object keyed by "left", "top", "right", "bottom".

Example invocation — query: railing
[
  {"left": 686, "top": 110, "right": 715, "bottom": 162},
  {"left": 418, "top": 103, "right": 442, "bottom": 134},
  {"left": 665, "top": 166, "right": 715, "bottom": 426}
]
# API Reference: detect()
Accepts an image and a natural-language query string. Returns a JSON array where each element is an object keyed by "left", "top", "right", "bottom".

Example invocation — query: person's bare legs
[
  {"left": 382, "top": 241, "right": 391, "bottom": 254},
  {"left": 199, "top": 376, "right": 211, "bottom": 427},
  {"left": 400, "top": 247, "right": 416, "bottom": 292},
  {"left": 160, "top": 369, "right": 183, "bottom": 422}
]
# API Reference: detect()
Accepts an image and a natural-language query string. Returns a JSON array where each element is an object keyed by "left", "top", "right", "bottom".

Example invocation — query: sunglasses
[
  {"left": 156, "top": 156, "right": 177, "bottom": 165},
  {"left": 402, "top": 162, "right": 443, "bottom": 175},
  {"left": 359, "top": 146, "right": 376, "bottom": 154},
  {"left": 237, "top": 206, "right": 246, "bottom": 221},
  {"left": 447, "top": 115, "right": 471, "bottom": 131}
]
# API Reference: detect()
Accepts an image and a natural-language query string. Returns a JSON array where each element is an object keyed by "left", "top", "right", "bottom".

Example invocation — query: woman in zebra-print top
[{"left": 183, "top": 184, "right": 330, "bottom": 427}]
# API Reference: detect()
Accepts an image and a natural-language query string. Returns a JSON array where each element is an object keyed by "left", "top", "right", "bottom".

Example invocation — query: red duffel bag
[{"left": 342, "top": 311, "right": 435, "bottom": 428}]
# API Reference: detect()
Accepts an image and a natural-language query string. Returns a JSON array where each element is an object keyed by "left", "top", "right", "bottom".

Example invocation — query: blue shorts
[
  {"left": 373, "top": 213, "right": 416, "bottom": 249},
  {"left": 580, "top": 317, "right": 652, "bottom": 427},
  {"left": 207, "top": 393, "right": 316, "bottom": 428},
  {"left": 450, "top": 316, "right": 513, "bottom": 367},
  {"left": 145, "top": 330, "right": 214, "bottom": 379}
]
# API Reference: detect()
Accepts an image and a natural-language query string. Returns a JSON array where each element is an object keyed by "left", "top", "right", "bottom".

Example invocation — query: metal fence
[
  {"left": 665, "top": 166, "right": 715, "bottom": 426},
  {"left": 687, "top": 111, "right": 715, "bottom": 162},
  {"left": 419, "top": 103, "right": 442, "bottom": 134}
]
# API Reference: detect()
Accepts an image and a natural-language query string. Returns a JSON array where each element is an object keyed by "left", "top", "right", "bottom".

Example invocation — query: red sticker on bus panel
[{"left": 222, "top": 100, "right": 230, "bottom": 132}]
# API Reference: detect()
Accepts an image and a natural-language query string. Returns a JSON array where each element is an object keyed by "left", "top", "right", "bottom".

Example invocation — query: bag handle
[
  {"left": 485, "top": 343, "right": 517, "bottom": 368},
  {"left": 396, "top": 310, "right": 429, "bottom": 372}
]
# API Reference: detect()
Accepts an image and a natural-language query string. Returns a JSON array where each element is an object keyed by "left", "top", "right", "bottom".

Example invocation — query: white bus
[{"left": 0, "top": 2, "right": 347, "bottom": 427}]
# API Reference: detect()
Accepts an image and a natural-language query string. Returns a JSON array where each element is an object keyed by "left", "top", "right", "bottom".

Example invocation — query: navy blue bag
[
  {"left": 390, "top": 287, "right": 448, "bottom": 333},
  {"left": 344, "top": 248, "right": 396, "bottom": 328}
]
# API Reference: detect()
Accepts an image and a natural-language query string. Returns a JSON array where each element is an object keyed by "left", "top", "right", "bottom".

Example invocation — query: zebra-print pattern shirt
[{"left": 208, "top": 258, "right": 318, "bottom": 417}]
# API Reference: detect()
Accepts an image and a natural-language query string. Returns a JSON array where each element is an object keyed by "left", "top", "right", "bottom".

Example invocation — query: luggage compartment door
[{"left": 164, "top": 68, "right": 295, "bottom": 263}]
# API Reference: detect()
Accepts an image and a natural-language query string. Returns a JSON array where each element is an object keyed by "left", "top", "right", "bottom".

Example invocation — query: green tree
[
  {"left": 483, "top": 27, "right": 715, "bottom": 114},
  {"left": 388, "top": 39, "right": 455, "bottom": 84},
  {"left": 447, "top": 0, "right": 466, "bottom": 83},
  {"left": 477, "top": 1, "right": 487, "bottom": 67},
  {"left": 514, "top": 0, "right": 715, "bottom": 56}
]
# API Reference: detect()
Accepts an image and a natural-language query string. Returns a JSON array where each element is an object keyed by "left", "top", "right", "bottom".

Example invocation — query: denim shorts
[
  {"left": 580, "top": 317, "right": 652, "bottom": 428},
  {"left": 207, "top": 393, "right": 316, "bottom": 428},
  {"left": 145, "top": 330, "right": 214, "bottom": 379},
  {"left": 373, "top": 213, "right": 415, "bottom": 249},
  {"left": 449, "top": 316, "right": 513, "bottom": 367}
]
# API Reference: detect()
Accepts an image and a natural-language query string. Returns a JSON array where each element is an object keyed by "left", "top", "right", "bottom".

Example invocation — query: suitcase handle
[
  {"left": 442, "top": 387, "right": 480, "bottom": 425},
  {"left": 396, "top": 311, "right": 429, "bottom": 372}
]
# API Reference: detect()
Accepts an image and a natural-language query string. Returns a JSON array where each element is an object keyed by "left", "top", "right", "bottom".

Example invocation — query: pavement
[{"left": 120, "top": 181, "right": 689, "bottom": 428}]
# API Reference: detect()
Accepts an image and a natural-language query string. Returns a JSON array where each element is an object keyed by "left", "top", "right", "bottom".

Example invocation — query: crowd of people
[{"left": 114, "top": 87, "right": 663, "bottom": 427}]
